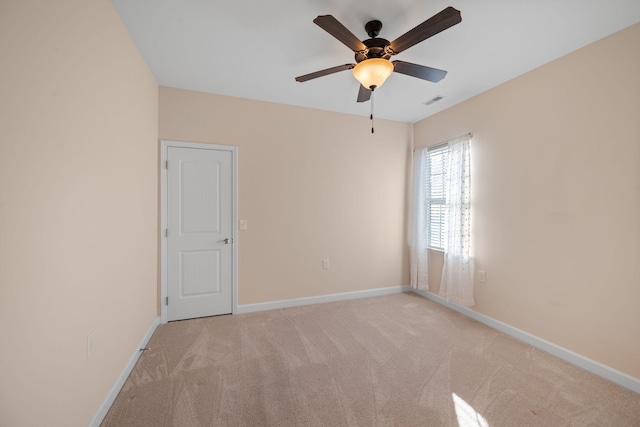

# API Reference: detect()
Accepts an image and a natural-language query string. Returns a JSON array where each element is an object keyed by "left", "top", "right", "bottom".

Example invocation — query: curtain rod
[{"left": 413, "top": 132, "right": 473, "bottom": 152}]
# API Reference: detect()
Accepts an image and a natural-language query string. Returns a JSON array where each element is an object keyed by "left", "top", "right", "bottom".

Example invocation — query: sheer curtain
[
  {"left": 439, "top": 134, "right": 474, "bottom": 306},
  {"left": 409, "top": 149, "right": 429, "bottom": 290}
]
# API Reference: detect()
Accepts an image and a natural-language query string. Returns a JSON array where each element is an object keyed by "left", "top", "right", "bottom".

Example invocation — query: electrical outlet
[
  {"left": 322, "top": 258, "right": 330, "bottom": 269},
  {"left": 478, "top": 271, "right": 486, "bottom": 283},
  {"left": 87, "top": 331, "right": 96, "bottom": 359}
]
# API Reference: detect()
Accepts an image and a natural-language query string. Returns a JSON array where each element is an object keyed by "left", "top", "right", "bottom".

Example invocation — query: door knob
[{"left": 218, "top": 238, "right": 232, "bottom": 244}]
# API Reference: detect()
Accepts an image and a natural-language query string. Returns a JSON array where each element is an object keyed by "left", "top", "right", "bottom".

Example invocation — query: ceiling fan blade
[
  {"left": 313, "top": 15, "right": 367, "bottom": 52},
  {"left": 392, "top": 60, "right": 447, "bottom": 83},
  {"left": 389, "top": 7, "right": 461, "bottom": 55},
  {"left": 357, "top": 85, "right": 371, "bottom": 103},
  {"left": 295, "top": 64, "right": 356, "bottom": 82}
]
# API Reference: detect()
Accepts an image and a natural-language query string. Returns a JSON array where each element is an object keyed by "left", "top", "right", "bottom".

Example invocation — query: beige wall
[
  {"left": 2, "top": 0, "right": 635, "bottom": 423},
  {"left": 159, "top": 88, "right": 411, "bottom": 305},
  {"left": 414, "top": 23, "right": 640, "bottom": 379},
  {"left": 0, "top": 1, "right": 158, "bottom": 426}
]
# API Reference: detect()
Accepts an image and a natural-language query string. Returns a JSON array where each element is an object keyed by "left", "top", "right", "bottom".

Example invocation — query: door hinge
[
  {"left": 165, "top": 228, "right": 168, "bottom": 238},
  {"left": 165, "top": 160, "right": 168, "bottom": 169},
  {"left": 165, "top": 296, "right": 168, "bottom": 305}
]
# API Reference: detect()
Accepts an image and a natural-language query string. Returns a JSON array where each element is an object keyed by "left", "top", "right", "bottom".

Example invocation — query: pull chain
[{"left": 370, "top": 87, "right": 375, "bottom": 134}]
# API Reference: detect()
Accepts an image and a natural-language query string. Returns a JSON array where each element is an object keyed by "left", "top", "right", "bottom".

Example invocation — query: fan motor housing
[
  {"left": 355, "top": 38, "right": 392, "bottom": 62},
  {"left": 355, "top": 20, "right": 392, "bottom": 62}
]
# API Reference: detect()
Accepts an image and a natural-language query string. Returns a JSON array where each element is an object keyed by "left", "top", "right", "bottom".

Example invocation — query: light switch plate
[{"left": 239, "top": 219, "right": 248, "bottom": 230}]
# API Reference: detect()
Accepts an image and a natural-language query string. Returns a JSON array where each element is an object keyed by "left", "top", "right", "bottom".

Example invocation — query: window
[
  {"left": 426, "top": 143, "right": 449, "bottom": 250},
  {"left": 411, "top": 133, "right": 473, "bottom": 304}
]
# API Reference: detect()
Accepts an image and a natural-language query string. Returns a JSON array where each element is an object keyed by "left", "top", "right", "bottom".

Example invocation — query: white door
[{"left": 167, "top": 146, "right": 233, "bottom": 321}]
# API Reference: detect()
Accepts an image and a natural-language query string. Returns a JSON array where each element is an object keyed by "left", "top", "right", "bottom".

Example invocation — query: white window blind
[{"left": 426, "top": 144, "right": 449, "bottom": 250}]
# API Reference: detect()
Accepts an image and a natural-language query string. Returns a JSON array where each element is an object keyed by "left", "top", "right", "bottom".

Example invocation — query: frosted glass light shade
[{"left": 352, "top": 58, "right": 394, "bottom": 89}]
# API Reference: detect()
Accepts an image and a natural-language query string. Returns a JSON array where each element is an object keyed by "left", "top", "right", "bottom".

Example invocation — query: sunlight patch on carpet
[{"left": 453, "top": 393, "right": 489, "bottom": 427}]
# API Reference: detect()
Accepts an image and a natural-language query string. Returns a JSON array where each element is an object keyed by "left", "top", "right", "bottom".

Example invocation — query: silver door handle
[{"left": 218, "top": 238, "right": 233, "bottom": 244}]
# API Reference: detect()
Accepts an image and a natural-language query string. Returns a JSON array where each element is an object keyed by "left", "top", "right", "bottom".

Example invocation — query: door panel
[
  {"left": 180, "top": 160, "right": 221, "bottom": 234},
  {"left": 180, "top": 250, "right": 220, "bottom": 296},
  {"left": 167, "top": 146, "right": 233, "bottom": 321}
]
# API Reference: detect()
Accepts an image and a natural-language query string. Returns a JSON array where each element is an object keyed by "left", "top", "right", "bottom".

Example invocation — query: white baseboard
[
  {"left": 412, "top": 289, "right": 640, "bottom": 394},
  {"left": 236, "top": 285, "right": 412, "bottom": 314},
  {"left": 89, "top": 316, "right": 160, "bottom": 427}
]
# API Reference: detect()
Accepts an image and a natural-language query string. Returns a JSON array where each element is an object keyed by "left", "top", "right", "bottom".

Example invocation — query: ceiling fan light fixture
[{"left": 352, "top": 58, "right": 394, "bottom": 90}]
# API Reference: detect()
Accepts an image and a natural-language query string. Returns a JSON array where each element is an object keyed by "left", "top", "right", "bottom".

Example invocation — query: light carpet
[{"left": 102, "top": 292, "right": 640, "bottom": 426}]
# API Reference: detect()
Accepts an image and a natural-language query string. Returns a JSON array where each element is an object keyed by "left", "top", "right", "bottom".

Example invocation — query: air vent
[{"left": 424, "top": 96, "right": 444, "bottom": 106}]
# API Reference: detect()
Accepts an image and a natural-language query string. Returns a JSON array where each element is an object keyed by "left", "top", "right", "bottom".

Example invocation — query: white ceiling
[{"left": 111, "top": 0, "right": 640, "bottom": 123}]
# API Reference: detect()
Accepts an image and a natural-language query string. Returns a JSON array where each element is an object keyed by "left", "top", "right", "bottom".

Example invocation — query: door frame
[{"left": 160, "top": 140, "right": 238, "bottom": 323}]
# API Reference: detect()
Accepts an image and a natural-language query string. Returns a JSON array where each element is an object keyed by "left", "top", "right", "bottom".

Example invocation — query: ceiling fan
[{"left": 295, "top": 7, "right": 462, "bottom": 103}]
